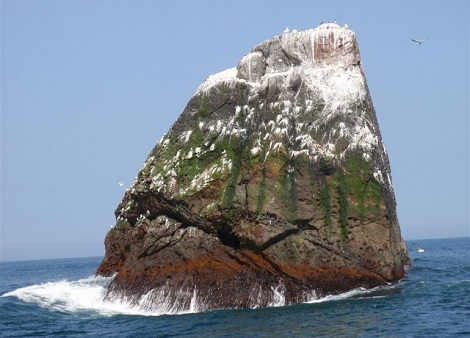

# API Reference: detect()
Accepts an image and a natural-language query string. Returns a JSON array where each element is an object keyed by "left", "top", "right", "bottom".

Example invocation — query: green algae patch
[{"left": 342, "top": 152, "right": 383, "bottom": 220}]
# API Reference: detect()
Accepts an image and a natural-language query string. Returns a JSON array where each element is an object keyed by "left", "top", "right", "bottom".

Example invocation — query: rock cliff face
[{"left": 97, "top": 23, "right": 410, "bottom": 312}]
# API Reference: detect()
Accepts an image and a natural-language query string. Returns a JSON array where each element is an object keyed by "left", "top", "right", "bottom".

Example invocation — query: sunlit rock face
[{"left": 97, "top": 23, "right": 410, "bottom": 312}]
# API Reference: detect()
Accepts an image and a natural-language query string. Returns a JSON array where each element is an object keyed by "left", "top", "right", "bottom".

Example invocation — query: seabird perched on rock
[
  {"left": 233, "top": 125, "right": 247, "bottom": 139},
  {"left": 284, "top": 27, "right": 289, "bottom": 33},
  {"left": 411, "top": 38, "right": 427, "bottom": 45}
]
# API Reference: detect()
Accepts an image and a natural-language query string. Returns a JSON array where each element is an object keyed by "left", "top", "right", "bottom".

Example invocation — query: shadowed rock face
[{"left": 97, "top": 23, "right": 410, "bottom": 313}]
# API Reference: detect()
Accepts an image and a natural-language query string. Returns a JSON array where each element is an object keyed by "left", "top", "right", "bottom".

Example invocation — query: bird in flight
[
  {"left": 118, "top": 180, "right": 124, "bottom": 187},
  {"left": 411, "top": 38, "right": 427, "bottom": 45},
  {"left": 413, "top": 243, "right": 425, "bottom": 253}
]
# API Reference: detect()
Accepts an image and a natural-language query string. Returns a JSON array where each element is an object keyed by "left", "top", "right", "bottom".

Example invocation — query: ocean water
[{"left": 0, "top": 238, "right": 468, "bottom": 337}]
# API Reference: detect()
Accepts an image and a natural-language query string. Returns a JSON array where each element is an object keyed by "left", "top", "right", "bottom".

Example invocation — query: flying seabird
[
  {"left": 411, "top": 38, "right": 427, "bottom": 45},
  {"left": 413, "top": 243, "right": 425, "bottom": 253},
  {"left": 118, "top": 180, "right": 124, "bottom": 187}
]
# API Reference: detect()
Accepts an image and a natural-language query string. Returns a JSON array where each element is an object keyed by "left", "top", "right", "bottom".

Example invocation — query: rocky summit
[{"left": 97, "top": 23, "right": 410, "bottom": 313}]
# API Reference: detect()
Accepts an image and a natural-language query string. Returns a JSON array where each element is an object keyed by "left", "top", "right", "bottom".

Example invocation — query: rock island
[{"left": 97, "top": 23, "right": 410, "bottom": 312}]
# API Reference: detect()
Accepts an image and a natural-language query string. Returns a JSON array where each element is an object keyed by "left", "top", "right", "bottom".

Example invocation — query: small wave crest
[{"left": 305, "top": 284, "right": 400, "bottom": 304}]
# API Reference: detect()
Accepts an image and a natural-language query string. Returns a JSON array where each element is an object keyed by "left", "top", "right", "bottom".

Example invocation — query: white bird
[
  {"left": 233, "top": 125, "right": 247, "bottom": 139},
  {"left": 413, "top": 243, "right": 425, "bottom": 253},
  {"left": 284, "top": 27, "right": 289, "bottom": 33},
  {"left": 411, "top": 38, "right": 427, "bottom": 45},
  {"left": 118, "top": 180, "right": 124, "bottom": 187}
]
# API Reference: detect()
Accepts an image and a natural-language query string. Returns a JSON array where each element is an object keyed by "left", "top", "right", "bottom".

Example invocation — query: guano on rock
[{"left": 97, "top": 23, "right": 410, "bottom": 313}]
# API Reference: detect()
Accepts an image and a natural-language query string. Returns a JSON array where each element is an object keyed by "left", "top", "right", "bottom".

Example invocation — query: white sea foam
[
  {"left": 306, "top": 287, "right": 369, "bottom": 303},
  {"left": 1, "top": 276, "right": 169, "bottom": 317},
  {"left": 1, "top": 276, "right": 209, "bottom": 317},
  {"left": 268, "top": 284, "right": 286, "bottom": 307},
  {"left": 2, "top": 276, "right": 112, "bottom": 314},
  {"left": 1, "top": 276, "right": 397, "bottom": 316},
  {"left": 305, "top": 285, "right": 398, "bottom": 304}
]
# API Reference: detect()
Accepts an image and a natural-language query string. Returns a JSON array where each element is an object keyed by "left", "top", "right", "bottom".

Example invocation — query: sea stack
[{"left": 97, "top": 23, "right": 410, "bottom": 312}]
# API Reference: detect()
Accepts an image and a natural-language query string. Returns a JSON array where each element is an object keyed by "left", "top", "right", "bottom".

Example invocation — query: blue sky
[{"left": 1, "top": 0, "right": 469, "bottom": 261}]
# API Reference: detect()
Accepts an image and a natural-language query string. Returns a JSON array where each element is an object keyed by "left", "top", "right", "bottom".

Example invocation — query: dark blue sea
[{"left": 1, "top": 238, "right": 469, "bottom": 337}]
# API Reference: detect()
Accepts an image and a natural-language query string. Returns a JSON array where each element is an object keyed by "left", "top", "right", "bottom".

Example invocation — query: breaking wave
[
  {"left": 1, "top": 276, "right": 398, "bottom": 317},
  {"left": 1, "top": 276, "right": 153, "bottom": 317}
]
